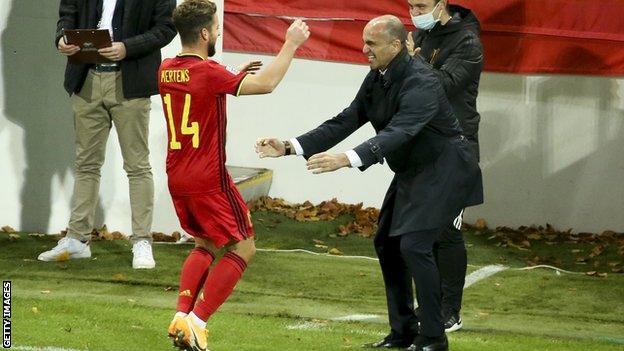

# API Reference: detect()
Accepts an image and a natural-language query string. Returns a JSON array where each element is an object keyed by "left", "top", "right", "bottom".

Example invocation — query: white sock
[
  {"left": 190, "top": 312, "right": 206, "bottom": 329},
  {"left": 174, "top": 312, "right": 187, "bottom": 319}
]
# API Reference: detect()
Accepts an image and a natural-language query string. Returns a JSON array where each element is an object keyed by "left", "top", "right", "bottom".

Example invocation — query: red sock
[
  {"left": 176, "top": 247, "right": 215, "bottom": 313},
  {"left": 192, "top": 251, "right": 247, "bottom": 321}
]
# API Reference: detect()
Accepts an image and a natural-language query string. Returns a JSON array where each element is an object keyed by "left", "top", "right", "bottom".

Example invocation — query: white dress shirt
[
  {"left": 290, "top": 138, "right": 363, "bottom": 168},
  {"left": 99, "top": 0, "right": 118, "bottom": 39}
]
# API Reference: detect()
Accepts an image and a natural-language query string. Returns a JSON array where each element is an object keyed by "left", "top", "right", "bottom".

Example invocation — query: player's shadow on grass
[{"left": 1, "top": 0, "right": 105, "bottom": 234}]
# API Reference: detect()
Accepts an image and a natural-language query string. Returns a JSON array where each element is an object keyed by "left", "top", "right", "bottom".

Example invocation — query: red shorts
[{"left": 171, "top": 186, "right": 254, "bottom": 248}]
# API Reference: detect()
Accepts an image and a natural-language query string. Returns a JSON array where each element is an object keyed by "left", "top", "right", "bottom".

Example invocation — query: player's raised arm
[{"left": 238, "top": 19, "right": 310, "bottom": 95}]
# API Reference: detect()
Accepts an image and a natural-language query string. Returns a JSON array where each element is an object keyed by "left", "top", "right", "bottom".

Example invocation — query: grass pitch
[{"left": 1, "top": 212, "right": 623, "bottom": 350}]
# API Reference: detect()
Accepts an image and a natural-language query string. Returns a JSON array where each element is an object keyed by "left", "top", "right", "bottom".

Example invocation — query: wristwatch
[{"left": 283, "top": 140, "right": 293, "bottom": 156}]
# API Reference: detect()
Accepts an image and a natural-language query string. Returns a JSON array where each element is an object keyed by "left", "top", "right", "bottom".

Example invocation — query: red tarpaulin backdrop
[{"left": 223, "top": 0, "right": 624, "bottom": 76}]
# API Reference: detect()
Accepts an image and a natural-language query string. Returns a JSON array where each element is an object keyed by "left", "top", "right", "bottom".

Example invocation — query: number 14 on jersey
[{"left": 163, "top": 93, "right": 199, "bottom": 150}]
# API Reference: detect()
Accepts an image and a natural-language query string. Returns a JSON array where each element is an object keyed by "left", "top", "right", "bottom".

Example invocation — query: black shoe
[
  {"left": 362, "top": 331, "right": 414, "bottom": 349},
  {"left": 443, "top": 312, "right": 462, "bottom": 333},
  {"left": 406, "top": 334, "right": 448, "bottom": 351}
]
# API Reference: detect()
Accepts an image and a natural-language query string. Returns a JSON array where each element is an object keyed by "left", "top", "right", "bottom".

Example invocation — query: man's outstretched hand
[
  {"left": 255, "top": 138, "right": 285, "bottom": 158},
  {"left": 307, "top": 152, "right": 350, "bottom": 174}
]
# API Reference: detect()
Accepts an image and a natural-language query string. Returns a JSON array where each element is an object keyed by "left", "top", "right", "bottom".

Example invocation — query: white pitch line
[
  {"left": 256, "top": 248, "right": 379, "bottom": 261},
  {"left": 331, "top": 266, "right": 508, "bottom": 323},
  {"left": 286, "top": 321, "right": 327, "bottom": 330},
  {"left": 464, "top": 264, "right": 509, "bottom": 288},
  {"left": 332, "top": 314, "right": 382, "bottom": 322}
]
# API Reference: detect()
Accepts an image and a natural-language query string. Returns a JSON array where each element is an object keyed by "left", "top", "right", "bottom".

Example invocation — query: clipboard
[{"left": 63, "top": 29, "right": 113, "bottom": 64}]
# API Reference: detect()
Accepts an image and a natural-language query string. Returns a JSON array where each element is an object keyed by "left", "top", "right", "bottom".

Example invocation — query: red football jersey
[{"left": 158, "top": 54, "right": 248, "bottom": 195}]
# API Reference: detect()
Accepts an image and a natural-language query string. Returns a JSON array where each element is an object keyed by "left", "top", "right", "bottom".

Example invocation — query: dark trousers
[
  {"left": 375, "top": 227, "right": 445, "bottom": 338},
  {"left": 435, "top": 222, "right": 468, "bottom": 315}
]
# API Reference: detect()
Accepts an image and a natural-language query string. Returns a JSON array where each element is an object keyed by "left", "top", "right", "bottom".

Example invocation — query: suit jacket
[
  {"left": 56, "top": 0, "right": 176, "bottom": 98},
  {"left": 297, "top": 51, "right": 483, "bottom": 235}
]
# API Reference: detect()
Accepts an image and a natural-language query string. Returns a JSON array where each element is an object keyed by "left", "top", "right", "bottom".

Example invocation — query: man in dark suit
[
  {"left": 38, "top": 0, "right": 176, "bottom": 269},
  {"left": 255, "top": 15, "right": 483, "bottom": 351}
]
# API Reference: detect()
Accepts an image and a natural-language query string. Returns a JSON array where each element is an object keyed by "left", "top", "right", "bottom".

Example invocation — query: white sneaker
[
  {"left": 132, "top": 240, "right": 155, "bottom": 269},
  {"left": 37, "top": 237, "right": 91, "bottom": 262}
]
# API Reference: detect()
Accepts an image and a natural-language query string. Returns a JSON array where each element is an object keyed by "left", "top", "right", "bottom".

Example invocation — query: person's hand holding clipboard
[{"left": 61, "top": 29, "right": 118, "bottom": 64}]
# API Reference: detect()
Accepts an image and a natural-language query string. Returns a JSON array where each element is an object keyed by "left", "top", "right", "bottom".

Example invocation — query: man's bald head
[
  {"left": 366, "top": 15, "right": 407, "bottom": 46},
  {"left": 362, "top": 15, "right": 407, "bottom": 70}
]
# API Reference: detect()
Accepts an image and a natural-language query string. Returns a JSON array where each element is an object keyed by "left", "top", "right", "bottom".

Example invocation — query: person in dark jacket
[
  {"left": 37, "top": 0, "right": 176, "bottom": 269},
  {"left": 255, "top": 15, "right": 483, "bottom": 351},
  {"left": 406, "top": 0, "right": 484, "bottom": 333}
]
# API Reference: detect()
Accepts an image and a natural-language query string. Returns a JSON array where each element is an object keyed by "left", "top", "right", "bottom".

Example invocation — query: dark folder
[{"left": 63, "top": 29, "right": 113, "bottom": 64}]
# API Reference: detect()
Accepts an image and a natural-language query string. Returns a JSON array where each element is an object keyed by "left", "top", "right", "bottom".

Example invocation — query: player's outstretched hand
[
  {"left": 285, "top": 19, "right": 310, "bottom": 47},
  {"left": 255, "top": 138, "right": 285, "bottom": 158},
  {"left": 307, "top": 152, "right": 350, "bottom": 174},
  {"left": 237, "top": 60, "right": 263, "bottom": 74}
]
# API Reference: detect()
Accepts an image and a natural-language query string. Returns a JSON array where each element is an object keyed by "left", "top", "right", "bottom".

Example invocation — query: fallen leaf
[
  {"left": 40, "top": 290, "right": 51, "bottom": 294},
  {"left": 55, "top": 251, "right": 70, "bottom": 262},
  {"left": 152, "top": 232, "right": 176, "bottom": 243},
  {"left": 1, "top": 226, "right": 16, "bottom": 233},
  {"left": 474, "top": 218, "right": 488, "bottom": 230},
  {"left": 328, "top": 248, "right": 343, "bottom": 256},
  {"left": 31, "top": 307, "right": 39, "bottom": 314},
  {"left": 589, "top": 245, "right": 605, "bottom": 258}
]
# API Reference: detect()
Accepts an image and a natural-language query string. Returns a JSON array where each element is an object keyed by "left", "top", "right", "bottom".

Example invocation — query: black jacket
[
  {"left": 56, "top": 0, "right": 177, "bottom": 98},
  {"left": 297, "top": 51, "right": 483, "bottom": 234},
  {"left": 412, "top": 5, "right": 483, "bottom": 150}
]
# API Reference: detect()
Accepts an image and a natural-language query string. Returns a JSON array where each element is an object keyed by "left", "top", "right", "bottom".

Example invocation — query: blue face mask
[{"left": 411, "top": 2, "right": 441, "bottom": 30}]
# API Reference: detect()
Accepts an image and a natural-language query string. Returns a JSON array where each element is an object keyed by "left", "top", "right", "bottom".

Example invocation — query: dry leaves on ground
[
  {"left": 466, "top": 219, "right": 623, "bottom": 275},
  {"left": 248, "top": 196, "right": 379, "bottom": 238}
]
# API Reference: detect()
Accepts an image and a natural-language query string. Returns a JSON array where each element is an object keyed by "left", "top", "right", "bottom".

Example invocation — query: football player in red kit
[{"left": 158, "top": 1, "right": 310, "bottom": 350}]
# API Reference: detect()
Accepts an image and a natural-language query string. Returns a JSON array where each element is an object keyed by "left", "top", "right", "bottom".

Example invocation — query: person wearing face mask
[
  {"left": 406, "top": 0, "right": 484, "bottom": 336},
  {"left": 159, "top": 1, "right": 310, "bottom": 350},
  {"left": 254, "top": 15, "right": 483, "bottom": 351}
]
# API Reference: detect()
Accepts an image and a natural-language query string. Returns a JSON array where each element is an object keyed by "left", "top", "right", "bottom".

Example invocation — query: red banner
[{"left": 223, "top": 0, "right": 624, "bottom": 76}]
